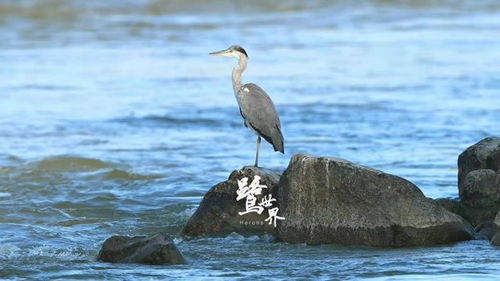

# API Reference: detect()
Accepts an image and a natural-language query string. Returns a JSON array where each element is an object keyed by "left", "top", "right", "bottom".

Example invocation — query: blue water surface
[{"left": 0, "top": 0, "right": 499, "bottom": 280}]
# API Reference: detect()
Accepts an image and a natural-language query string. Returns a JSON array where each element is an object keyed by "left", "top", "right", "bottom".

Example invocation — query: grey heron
[{"left": 210, "top": 45, "right": 284, "bottom": 167}]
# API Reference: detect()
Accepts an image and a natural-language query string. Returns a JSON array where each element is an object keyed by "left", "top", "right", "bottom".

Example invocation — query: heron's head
[{"left": 209, "top": 45, "right": 248, "bottom": 59}]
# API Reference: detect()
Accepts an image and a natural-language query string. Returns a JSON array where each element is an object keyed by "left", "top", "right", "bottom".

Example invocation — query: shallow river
[{"left": 0, "top": 0, "right": 499, "bottom": 280}]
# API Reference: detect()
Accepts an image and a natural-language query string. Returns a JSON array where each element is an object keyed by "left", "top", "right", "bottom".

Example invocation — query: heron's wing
[{"left": 239, "top": 83, "right": 284, "bottom": 153}]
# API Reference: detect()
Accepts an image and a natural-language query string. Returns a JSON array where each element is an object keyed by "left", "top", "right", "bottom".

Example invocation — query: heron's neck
[{"left": 232, "top": 55, "right": 247, "bottom": 94}]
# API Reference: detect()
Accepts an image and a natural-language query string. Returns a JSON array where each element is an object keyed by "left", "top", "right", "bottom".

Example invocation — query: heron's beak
[{"left": 209, "top": 49, "right": 230, "bottom": 56}]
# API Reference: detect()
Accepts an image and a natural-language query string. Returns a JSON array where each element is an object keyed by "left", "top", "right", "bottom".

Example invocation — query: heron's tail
[{"left": 271, "top": 125, "right": 284, "bottom": 153}]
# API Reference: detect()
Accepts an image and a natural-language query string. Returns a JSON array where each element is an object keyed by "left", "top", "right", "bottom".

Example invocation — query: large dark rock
[
  {"left": 276, "top": 154, "right": 474, "bottom": 247},
  {"left": 97, "top": 233, "right": 186, "bottom": 265},
  {"left": 435, "top": 198, "right": 498, "bottom": 227},
  {"left": 182, "top": 166, "right": 280, "bottom": 237}
]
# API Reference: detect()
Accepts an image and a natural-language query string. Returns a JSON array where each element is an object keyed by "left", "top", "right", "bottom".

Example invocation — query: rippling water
[{"left": 1, "top": 0, "right": 500, "bottom": 280}]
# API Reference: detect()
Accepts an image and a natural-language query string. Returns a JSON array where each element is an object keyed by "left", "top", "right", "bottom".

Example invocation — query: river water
[{"left": 1, "top": 0, "right": 499, "bottom": 280}]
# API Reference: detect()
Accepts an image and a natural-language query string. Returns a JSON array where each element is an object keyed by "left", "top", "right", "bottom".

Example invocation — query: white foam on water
[
  {"left": 0, "top": 192, "right": 11, "bottom": 198},
  {"left": 24, "top": 245, "right": 88, "bottom": 261},
  {"left": 0, "top": 244, "right": 20, "bottom": 258}
]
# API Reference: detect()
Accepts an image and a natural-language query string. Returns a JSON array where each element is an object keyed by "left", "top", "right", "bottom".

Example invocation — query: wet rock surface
[
  {"left": 182, "top": 166, "right": 280, "bottom": 237},
  {"left": 276, "top": 154, "right": 474, "bottom": 247},
  {"left": 97, "top": 233, "right": 186, "bottom": 265}
]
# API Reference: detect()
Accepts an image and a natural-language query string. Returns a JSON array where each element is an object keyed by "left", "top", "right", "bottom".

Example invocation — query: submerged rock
[
  {"left": 455, "top": 137, "right": 500, "bottom": 225},
  {"left": 276, "top": 154, "right": 473, "bottom": 247},
  {"left": 182, "top": 166, "right": 280, "bottom": 237},
  {"left": 97, "top": 233, "right": 186, "bottom": 265}
]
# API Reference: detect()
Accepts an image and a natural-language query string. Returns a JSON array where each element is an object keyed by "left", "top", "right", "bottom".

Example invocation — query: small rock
[
  {"left": 277, "top": 154, "right": 474, "bottom": 247},
  {"left": 455, "top": 138, "right": 500, "bottom": 227},
  {"left": 182, "top": 166, "right": 280, "bottom": 237},
  {"left": 97, "top": 233, "right": 186, "bottom": 265},
  {"left": 460, "top": 169, "right": 500, "bottom": 208},
  {"left": 458, "top": 137, "right": 500, "bottom": 196}
]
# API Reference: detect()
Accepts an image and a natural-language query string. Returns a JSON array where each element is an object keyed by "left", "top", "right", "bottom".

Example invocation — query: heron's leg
[{"left": 254, "top": 136, "right": 261, "bottom": 167}]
